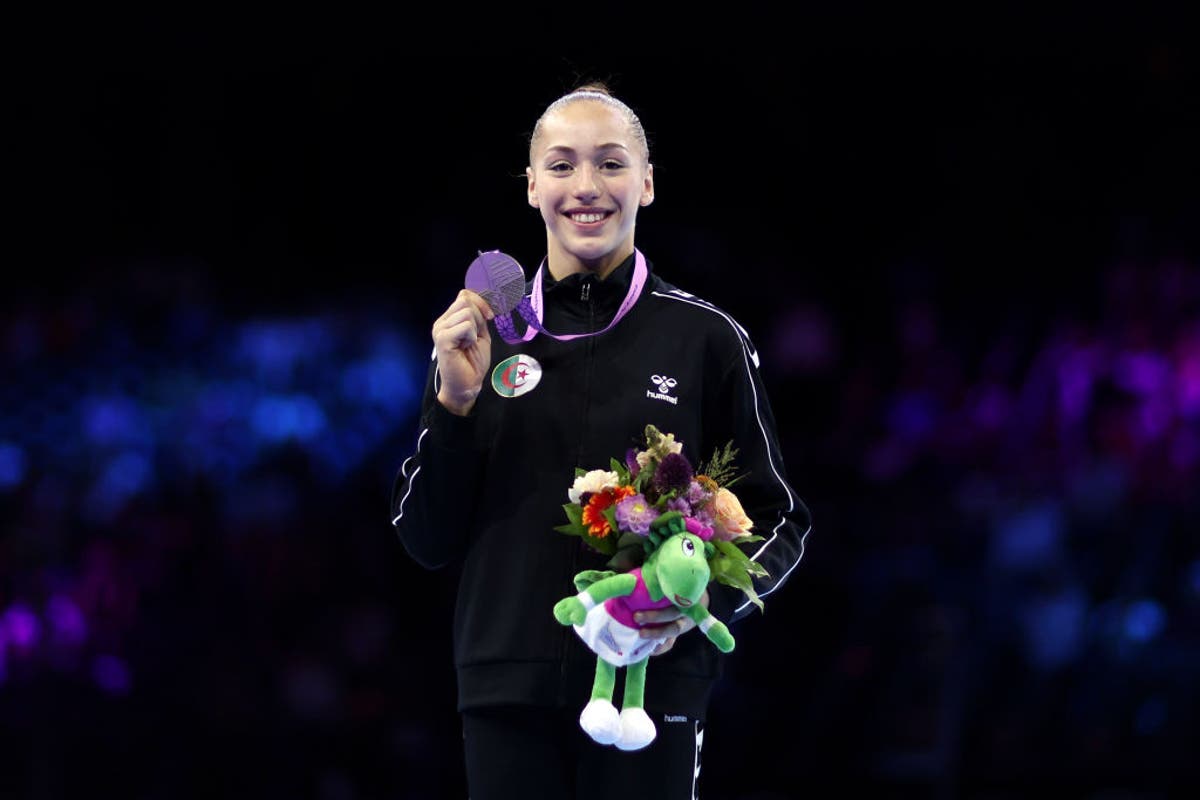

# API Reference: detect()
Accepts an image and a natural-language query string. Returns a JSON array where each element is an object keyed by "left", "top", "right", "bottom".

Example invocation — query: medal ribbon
[{"left": 493, "top": 249, "right": 648, "bottom": 344}]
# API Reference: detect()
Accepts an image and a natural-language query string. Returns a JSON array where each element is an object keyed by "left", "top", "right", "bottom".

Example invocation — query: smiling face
[{"left": 526, "top": 99, "right": 655, "bottom": 280}]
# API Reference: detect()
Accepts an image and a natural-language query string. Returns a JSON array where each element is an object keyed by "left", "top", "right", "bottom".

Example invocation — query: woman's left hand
[{"left": 634, "top": 589, "right": 710, "bottom": 656}]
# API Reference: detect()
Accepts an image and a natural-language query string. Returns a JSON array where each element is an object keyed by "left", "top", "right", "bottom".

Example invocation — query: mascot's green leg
[
  {"left": 580, "top": 657, "right": 621, "bottom": 746},
  {"left": 622, "top": 658, "right": 647, "bottom": 708},
  {"left": 590, "top": 657, "right": 616, "bottom": 701},
  {"left": 615, "top": 658, "right": 656, "bottom": 751}
]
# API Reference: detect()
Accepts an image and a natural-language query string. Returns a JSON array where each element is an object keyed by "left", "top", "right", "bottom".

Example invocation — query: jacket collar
[{"left": 538, "top": 252, "right": 642, "bottom": 306}]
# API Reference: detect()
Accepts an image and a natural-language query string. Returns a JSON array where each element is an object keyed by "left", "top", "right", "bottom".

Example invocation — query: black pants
[{"left": 462, "top": 705, "right": 705, "bottom": 800}]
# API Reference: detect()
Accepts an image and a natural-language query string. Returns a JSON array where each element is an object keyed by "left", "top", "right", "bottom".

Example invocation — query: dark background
[{"left": 3, "top": 10, "right": 1199, "bottom": 799}]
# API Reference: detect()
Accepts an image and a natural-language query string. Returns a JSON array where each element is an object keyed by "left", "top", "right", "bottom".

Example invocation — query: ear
[
  {"left": 527, "top": 166, "right": 539, "bottom": 208},
  {"left": 639, "top": 163, "right": 655, "bottom": 207}
]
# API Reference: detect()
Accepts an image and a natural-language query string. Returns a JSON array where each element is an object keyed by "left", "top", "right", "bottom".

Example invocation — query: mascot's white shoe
[
  {"left": 579, "top": 699, "right": 622, "bottom": 745},
  {"left": 615, "top": 707, "right": 657, "bottom": 751}
]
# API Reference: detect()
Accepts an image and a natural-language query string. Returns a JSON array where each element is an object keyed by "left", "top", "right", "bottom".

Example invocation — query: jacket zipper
[
  {"left": 575, "top": 280, "right": 596, "bottom": 468},
  {"left": 561, "top": 280, "right": 597, "bottom": 685}
]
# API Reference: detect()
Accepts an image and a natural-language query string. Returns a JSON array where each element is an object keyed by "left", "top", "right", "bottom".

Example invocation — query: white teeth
[{"left": 571, "top": 212, "right": 605, "bottom": 223}]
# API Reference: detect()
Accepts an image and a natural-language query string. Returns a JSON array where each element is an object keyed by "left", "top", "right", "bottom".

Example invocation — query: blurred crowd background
[{"left": 3, "top": 12, "right": 1198, "bottom": 800}]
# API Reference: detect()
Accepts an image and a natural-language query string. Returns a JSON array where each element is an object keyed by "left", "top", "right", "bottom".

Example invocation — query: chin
[{"left": 566, "top": 244, "right": 617, "bottom": 266}]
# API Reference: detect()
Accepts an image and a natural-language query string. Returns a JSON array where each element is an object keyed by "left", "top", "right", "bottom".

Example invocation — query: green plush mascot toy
[{"left": 553, "top": 514, "right": 735, "bottom": 751}]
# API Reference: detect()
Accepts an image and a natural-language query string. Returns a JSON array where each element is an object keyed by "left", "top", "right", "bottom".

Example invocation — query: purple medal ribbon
[{"left": 465, "top": 249, "right": 648, "bottom": 345}]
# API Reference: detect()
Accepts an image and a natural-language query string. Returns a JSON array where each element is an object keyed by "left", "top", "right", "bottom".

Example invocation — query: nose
[{"left": 571, "top": 162, "right": 601, "bottom": 201}]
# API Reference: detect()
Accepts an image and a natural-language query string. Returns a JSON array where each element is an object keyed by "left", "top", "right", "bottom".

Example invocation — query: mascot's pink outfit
[{"left": 573, "top": 568, "right": 673, "bottom": 667}]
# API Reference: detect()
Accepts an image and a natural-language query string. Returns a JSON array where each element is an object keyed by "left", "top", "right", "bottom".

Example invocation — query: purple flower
[
  {"left": 615, "top": 493, "right": 656, "bottom": 535},
  {"left": 686, "top": 480, "right": 710, "bottom": 506},
  {"left": 653, "top": 452, "right": 694, "bottom": 493},
  {"left": 625, "top": 448, "right": 641, "bottom": 477},
  {"left": 667, "top": 496, "right": 692, "bottom": 516}
]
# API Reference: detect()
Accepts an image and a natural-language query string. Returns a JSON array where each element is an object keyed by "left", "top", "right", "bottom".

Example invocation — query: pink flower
[{"left": 711, "top": 487, "right": 753, "bottom": 541}]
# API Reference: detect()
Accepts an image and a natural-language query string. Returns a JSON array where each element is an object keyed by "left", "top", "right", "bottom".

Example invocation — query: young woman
[{"left": 392, "top": 83, "right": 812, "bottom": 800}]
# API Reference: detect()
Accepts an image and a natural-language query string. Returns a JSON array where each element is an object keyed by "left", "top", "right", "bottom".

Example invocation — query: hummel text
[{"left": 647, "top": 389, "right": 678, "bottom": 405}]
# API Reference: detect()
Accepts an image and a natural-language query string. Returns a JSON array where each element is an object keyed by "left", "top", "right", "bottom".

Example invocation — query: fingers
[
  {"left": 634, "top": 590, "right": 708, "bottom": 626},
  {"left": 432, "top": 291, "right": 493, "bottom": 351},
  {"left": 435, "top": 313, "right": 486, "bottom": 352},
  {"left": 634, "top": 607, "right": 688, "bottom": 627},
  {"left": 434, "top": 290, "right": 493, "bottom": 328},
  {"left": 431, "top": 291, "right": 494, "bottom": 417},
  {"left": 634, "top": 610, "right": 698, "bottom": 657},
  {"left": 636, "top": 614, "right": 693, "bottom": 639},
  {"left": 652, "top": 637, "right": 676, "bottom": 657},
  {"left": 454, "top": 289, "right": 494, "bottom": 323}
]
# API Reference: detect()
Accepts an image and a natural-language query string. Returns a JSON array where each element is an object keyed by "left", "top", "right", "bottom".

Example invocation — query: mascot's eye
[{"left": 682, "top": 539, "right": 696, "bottom": 557}]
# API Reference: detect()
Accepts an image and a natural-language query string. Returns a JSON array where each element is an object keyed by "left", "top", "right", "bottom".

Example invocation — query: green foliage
[
  {"left": 583, "top": 529, "right": 617, "bottom": 556},
  {"left": 614, "top": 531, "right": 646, "bottom": 550},
  {"left": 632, "top": 466, "right": 652, "bottom": 494},
  {"left": 555, "top": 502, "right": 618, "bottom": 555},
  {"left": 708, "top": 539, "right": 769, "bottom": 613},
  {"left": 606, "top": 532, "right": 650, "bottom": 572},
  {"left": 698, "top": 441, "right": 742, "bottom": 486},
  {"left": 562, "top": 503, "right": 583, "bottom": 528},
  {"left": 610, "top": 457, "right": 630, "bottom": 484},
  {"left": 602, "top": 507, "right": 619, "bottom": 539}
]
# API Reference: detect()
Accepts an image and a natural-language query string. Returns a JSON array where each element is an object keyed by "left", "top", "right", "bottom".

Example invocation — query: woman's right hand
[{"left": 432, "top": 290, "right": 494, "bottom": 416}]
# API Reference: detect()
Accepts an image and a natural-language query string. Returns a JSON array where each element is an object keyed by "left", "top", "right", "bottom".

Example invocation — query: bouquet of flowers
[{"left": 555, "top": 424, "right": 769, "bottom": 610}]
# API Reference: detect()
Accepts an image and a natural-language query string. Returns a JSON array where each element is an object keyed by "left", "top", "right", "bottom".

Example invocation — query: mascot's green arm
[
  {"left": 553, "top": 573, "right": 638, "bottom": 626},
  {"left": 681, "top": 603, "right": 735, "bottom": 653}
]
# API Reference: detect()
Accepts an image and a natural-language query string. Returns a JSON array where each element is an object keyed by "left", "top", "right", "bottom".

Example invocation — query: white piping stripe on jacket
[
  {"left": 393, "top": 355, "right": 441, "bottom": 526},
  {"left": 392, "top": 427, "right": 429, "bottom": 525},
  {"left": 652, "top": 289, "right": 809, "bottom": 614}
]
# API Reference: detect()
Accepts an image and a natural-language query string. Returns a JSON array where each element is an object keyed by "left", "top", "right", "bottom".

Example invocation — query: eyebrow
[{"left": 542, "top": 143, "right": 632, "bottom": 156}]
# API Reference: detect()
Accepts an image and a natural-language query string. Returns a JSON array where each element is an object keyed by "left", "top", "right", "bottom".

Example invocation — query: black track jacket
[{"left": 391, "top": 252, "right": 812, "bottom": 720}]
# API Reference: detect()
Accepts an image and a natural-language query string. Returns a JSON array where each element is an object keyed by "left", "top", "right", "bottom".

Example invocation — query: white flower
[
  {"left": 636, "top": 434, "right": 683, "bottom": 471},
  {"left": 568, "top": 469, "right": 621, "bottom": 504}
]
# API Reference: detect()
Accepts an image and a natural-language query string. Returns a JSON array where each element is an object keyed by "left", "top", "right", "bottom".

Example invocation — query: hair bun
[{"left": 572, "top": 82, "right": 613, "bottom": 97}]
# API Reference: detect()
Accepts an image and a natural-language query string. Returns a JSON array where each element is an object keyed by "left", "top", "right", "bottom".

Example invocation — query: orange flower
[
  {"left": 581, "top": 486, "right": 636, "bottom": 537},
  {"left": 581, "top": 503, "right": 610, "bottom": 537},
  {"left": 711, "top": 487, "right": 753, "bottom": 540}
]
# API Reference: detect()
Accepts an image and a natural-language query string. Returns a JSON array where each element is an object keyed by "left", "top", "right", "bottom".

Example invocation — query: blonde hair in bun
[{"left": 529, "top": 82, "right": 650, "bottom": 164}]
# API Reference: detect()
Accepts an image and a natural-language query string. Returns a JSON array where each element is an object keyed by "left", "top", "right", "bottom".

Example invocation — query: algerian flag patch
[{"left": 491, "top": 354, "right": 543, "bottom": 398}]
